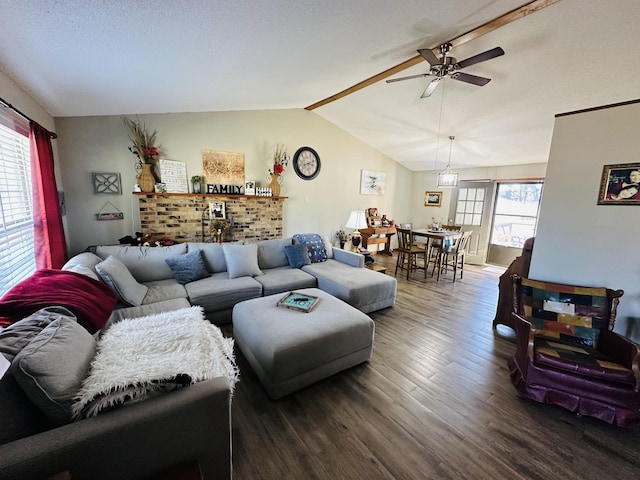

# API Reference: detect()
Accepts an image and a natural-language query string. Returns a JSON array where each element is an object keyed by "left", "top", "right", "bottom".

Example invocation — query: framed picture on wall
[
  {"left": 424, "top": 191, "right": 442, "bottom": 207},
  {"left": 209, "top": 201, "right": 226, "bottom": 219},
  {"left": 597, "top": 162, "right": 640, "bottom": 205}
]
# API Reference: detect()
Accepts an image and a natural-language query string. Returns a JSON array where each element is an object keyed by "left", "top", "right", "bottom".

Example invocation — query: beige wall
[
  {"left": 530, "top": 101, "right": 640, "bottom": 341},
  {"left": 55, "top": 109, "right": 413, "bottom": 255}
]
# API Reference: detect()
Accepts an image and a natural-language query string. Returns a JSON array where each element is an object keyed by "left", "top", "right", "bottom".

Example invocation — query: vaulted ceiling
[{"left": 2, "top": 0, "right": 639, "bottom": 171}]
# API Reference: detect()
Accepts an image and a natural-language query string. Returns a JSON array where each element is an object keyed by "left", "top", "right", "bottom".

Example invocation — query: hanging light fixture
[{"left": 437, "top": 135, "right": 459, "bottom": 188}]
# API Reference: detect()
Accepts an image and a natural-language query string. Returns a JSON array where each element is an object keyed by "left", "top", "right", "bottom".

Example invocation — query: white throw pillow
[
  {"left": 96, "top": 255, "right": 148, "bottom": 306},
  {"left": 222, "top": 243, "right": 263, "bottom": 279}
]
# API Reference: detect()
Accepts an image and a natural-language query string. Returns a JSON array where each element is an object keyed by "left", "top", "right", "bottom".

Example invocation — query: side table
[{"left": 367, "top": 264, "right": 387, "bottom": 274}]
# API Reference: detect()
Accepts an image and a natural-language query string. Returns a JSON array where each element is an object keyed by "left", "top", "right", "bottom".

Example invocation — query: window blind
[{"left": 0, "top": 107, "right": 35, "bottom": 296}]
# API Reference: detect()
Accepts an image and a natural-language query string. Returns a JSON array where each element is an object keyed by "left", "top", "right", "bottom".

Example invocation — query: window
[
  {"left": 0, "top": 110, "right": 35, "bottom": 297},
  {"left": 490, "top": 181, "right": 543, "bottom": 249},
  {"left": 455, "top": 187, "right": 485, "bottom": 226}
]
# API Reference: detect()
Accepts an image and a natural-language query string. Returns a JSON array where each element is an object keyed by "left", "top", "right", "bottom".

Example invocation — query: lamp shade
[
  {"left": 437, "top": 170, "right": 459, "bottom": 188},
  {"left": 345, "top": 210, "right": 367, "bottom": 230}
]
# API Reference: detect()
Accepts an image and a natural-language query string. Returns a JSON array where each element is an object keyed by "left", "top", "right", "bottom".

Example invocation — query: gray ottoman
[{"left": 232, "top": 288, "right": 375, "bottom": 399}]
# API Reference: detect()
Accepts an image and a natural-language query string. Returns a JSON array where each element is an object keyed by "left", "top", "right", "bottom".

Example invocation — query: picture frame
[
  {"left": 209, "top": 201, "right": 226, "bottom": 219},
  {"left": 91, "top": 172, "right": 122, "bottom": 195},
  {"left": 277, "top": 291, "right": 320, "bottom": 313},
  {"left": 245, "top": 180, "right": 255, "bottom": 195},
  {"left": 598, "top": 162, "right": 640, "bottom": 205},
  {"left": 424, "top": 191, "right": 443, "bottom": 207},
  {"left": 360, "top": 169, "right": 386, "bottom": 195}
]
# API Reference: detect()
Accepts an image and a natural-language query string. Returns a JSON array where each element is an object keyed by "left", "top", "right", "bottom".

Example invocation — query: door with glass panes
[{"left": 448, "top": 181, "right": 495, "bottom": 265}]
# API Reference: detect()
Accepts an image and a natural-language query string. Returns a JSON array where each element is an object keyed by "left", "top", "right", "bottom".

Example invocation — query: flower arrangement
[
  {"left": 122, "top": 117, "right": 161, "bottom": 165},
  {"left": 269, "top": 143, "right": 289, "bottom": 176},
  {"left": 335, "top": 228, "right": 348, "bottom": 243}
]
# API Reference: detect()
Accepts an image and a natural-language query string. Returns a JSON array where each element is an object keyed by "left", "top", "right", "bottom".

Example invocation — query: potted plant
[
  {"left": 191, "top": 175, "right": 202, "bottom": 194},
  {"left": 123, "top": 117, "right": 161, "bottom": 192}
]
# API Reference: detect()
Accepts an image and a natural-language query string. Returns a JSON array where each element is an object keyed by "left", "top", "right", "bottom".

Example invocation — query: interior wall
[
  {"left": 409, "top": 162, "right": 547, "bottom": 228},
  {"left": 55, "top": 109, "right": 412, "bottom": 255},
  {"left": 530, "top": 101, "right": 640, "bottom": 341}
]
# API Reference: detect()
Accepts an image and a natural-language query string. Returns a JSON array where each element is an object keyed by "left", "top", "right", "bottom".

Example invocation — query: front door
[{"left": 448, "top": 181, "right": 495, "bottom": 265}]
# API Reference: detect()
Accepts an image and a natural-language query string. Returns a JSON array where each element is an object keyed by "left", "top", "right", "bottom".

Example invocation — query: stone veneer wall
[{"left": 136, "top": 193, "right": 285, "bottom": 242}]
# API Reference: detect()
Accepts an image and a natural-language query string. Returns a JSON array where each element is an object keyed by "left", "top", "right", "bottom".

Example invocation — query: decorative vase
[
  {"left": 138, "top": 163, "right": 156, "bottom": 193},
  {"left": 268, "top": 173, "right": 281, "bottom": 197}
]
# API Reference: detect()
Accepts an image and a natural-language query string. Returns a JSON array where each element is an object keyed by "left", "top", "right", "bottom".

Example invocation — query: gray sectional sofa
[{"left": 69, "top": 235, "right": 397, "bottom": 325}]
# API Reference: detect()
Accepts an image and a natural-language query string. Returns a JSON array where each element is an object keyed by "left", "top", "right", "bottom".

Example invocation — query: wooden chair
[
  {"left": 425, "top": 225, "right": 462, "bottom": 259},
  {"left": 431, "top": 230, "right": 472, "bottom": 282},
  {"left": 394, "top": 227, "right": 427, "bottom": 280}
]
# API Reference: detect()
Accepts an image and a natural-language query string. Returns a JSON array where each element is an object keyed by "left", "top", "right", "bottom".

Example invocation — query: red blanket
[{"left": 0, "top": 269, "right": 117, "bottom": 333}]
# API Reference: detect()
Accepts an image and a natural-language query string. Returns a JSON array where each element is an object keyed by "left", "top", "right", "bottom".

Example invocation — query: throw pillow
[
  {"left": 12, "top": 313, "right": 96, "bottom": 426},
  {"left": 222, "top": 243, "right": 263, "bottom": 279},
  {"left": 284, "top": 243, "right": 311, "bottom": 269},
  {"left": 0, "top": 306, "right": 74, "bottom": 362},
  {"left": 165, "top": 250, "right": 210, "bottom": 285},
  {"left": 293, "top": 233, "right": 328, "bottom": 263},
  {"left": 96, "top": 255, "right": 149, "bottom": 307},
  {"left": 0, "top": 269, "right": 117, "bottom": 334}
]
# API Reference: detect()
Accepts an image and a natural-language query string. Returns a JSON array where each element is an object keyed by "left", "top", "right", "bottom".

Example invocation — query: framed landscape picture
[
  {"left": 424, "top": 191, "right": 442, "bottom": 207},
  {"left": 598, "top": 162, "right": 640, "bottom": 205}
]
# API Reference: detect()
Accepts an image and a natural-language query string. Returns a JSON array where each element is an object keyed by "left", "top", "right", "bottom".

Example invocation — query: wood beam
[{"left": 305, "top": 0, "right": 561, "bottom": 111}]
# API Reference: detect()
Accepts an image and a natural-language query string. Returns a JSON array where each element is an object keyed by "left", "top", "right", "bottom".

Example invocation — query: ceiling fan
[{"left": 386, "top": 43, "right": 505, "bottom": 98}]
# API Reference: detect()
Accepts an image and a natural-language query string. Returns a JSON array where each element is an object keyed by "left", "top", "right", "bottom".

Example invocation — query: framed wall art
[
  {"left": 209, "top": 201, "right": 226, "bottom": 219},
  {"left": 597, "top": 162, "right": 640, "bottom": 205},
  {"left": 92, "top": 172, "right": 122, "bottom": 195},
  {"left": 424, "top": 191, "right": 442, "bottom": 207},
  {"left": 360, "top": 169, "right": 386, "bottom": 195}
]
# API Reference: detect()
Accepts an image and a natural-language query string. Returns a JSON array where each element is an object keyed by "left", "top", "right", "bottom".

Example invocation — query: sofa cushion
[
  {"left": 293, "top": 233, "right": 328, "bottom": 263},
  {"left": 253, "top": 266, "right": 317, "bottom": 296},
  {"left": 61, "top": 252, "right": 103, "bottom": 278},
  {"left": 65, "top": 263, "right": 101, "bottom": 281},
  {"left": 284, "top": 243, "right": 311, "bottom": 269},
  {"left": 0, "top": 306, "right": 72, "bottom": 361},
  {"left": 187, "top": 242, "right": 236, "bottom": 273},
  {"left": 96, "top": 255, "right": 149, "bottom": 307},
  {"left": 185, "top": 273, "right": 262, "bottom": 312},
  {"left": 11, "top": 310, "right": 96, "bottom": 426},
  {"left": 257, "top": 237, "right": 292, "bottom": 270},
  {"left": 140, "top": 279, "right": 189, "bottom": 305},
  {"left": 165, "top": 250, "right": 210, "bottom": 285},
  {"left": 104, "top": 298, "right": 192, "bottom": 329},
  {"left": 95, "top": 244, "right": 187, "bottom": 282},
  {"left": 0, "top": 269, "right": 117, "bottom": 334},
  {"left": 222, "top": 243, "right": 263, "bottom": 279}
]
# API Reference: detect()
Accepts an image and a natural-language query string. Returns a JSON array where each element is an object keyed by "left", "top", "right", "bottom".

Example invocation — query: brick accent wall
[{"left": 136, "top": 193, "right": 285, "bottom": 242}]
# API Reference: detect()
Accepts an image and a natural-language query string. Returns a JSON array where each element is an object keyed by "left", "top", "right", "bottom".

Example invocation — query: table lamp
[{"left": 345, "top": 210, "right": 367, "bottom": 252}]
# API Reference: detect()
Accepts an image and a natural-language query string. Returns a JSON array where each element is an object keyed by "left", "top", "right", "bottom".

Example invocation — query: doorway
[
  {"left": 486, "top": 181, "right": 544, "bottom": 266},
  {"left": 448, "top": 181, "right": 495, "bottom": 265}
]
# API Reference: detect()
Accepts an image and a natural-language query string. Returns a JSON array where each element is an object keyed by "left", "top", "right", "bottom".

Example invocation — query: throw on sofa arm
[{"left": 0, "top": 377, "right": 232, "bottom": 480}]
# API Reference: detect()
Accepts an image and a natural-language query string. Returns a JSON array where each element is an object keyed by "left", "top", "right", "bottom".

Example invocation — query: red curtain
[{"left": 30, "top": 122, "right": 67, "bottom": 268}]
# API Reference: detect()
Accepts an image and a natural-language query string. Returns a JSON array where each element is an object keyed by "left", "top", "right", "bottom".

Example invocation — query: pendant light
[{"left": 437, "top": 135, "right": 459, "bottom": 188}]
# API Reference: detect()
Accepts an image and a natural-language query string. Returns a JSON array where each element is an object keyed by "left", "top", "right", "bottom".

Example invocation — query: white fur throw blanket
[{"left": 72, "top": 306, "right": 238, "bottom": 419}]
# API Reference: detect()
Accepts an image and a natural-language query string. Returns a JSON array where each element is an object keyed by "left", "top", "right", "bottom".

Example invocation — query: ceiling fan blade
[
  {"left": 386, "top": 73, "right": 429, "bottom": 83},
  {"left": 417, "top": 48, "right": 439, "bottom": 66},
  {"left": 420, "top": 77, "right": 442, "bottom": 98},
  {"left": 451, "top": 72, "right": 491, "bottom": 86},
  {"left": 455, "top": 46, "right": 504, "bottom": 69}
]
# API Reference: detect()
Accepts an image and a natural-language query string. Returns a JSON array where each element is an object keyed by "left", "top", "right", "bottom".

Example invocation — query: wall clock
[{"left": 292, "top": 146, "right": 321, "bottom": 180}]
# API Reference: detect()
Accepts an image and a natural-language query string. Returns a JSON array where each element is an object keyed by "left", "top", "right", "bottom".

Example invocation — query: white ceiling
[{"left": 1, "top": 0, "right": 639, "bottom": 171}]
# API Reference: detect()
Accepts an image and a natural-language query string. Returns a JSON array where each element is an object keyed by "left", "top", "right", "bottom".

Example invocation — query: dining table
[{"left": 412, "top": 228, "right": 463, "bottom": 245}]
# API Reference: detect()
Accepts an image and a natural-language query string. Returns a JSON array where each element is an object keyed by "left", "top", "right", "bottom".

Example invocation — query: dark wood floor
[{"left": 229, "top": 254, "right": 640, "bottom": 480}]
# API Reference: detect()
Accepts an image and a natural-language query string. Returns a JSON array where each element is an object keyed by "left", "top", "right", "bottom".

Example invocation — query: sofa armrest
[
  {"left": 0, "top": 377, "right": 231, "bottom": 480},
  {"left": 332, "top": 248, "right": 365, "bottom": 268},
  {"left": 598, "top": 330, "right": 640, "bottom": 390}
]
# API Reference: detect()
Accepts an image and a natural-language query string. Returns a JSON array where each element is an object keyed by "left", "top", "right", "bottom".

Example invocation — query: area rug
[{"left": 72, "top": 306, "right": 238, "bottom": 419}]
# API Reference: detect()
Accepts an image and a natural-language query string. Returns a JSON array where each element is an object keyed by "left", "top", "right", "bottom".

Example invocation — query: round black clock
[{"left": 292, "top": 146, "right": 321, "bottom": 180}]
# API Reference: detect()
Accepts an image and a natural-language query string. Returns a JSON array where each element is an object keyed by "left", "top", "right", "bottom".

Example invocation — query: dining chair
[
  {"left": 425, "top": 225, "right": 462, "bottom": 258},
  {"left": 394, "top": 227, "right": 427, "bottom": 280},
  {"left": 431, "top": 230, "right": 472, "bottom": 282}
]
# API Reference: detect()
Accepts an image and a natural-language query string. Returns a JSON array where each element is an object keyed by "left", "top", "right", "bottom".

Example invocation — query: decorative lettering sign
[{"left": 206, "top": 184, "right": 243, "bottom": 195}]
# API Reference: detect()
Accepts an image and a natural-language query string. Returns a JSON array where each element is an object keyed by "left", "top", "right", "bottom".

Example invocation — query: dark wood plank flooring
[{"left": 228, "top": 254, "right": 640, "bottom": 480}]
